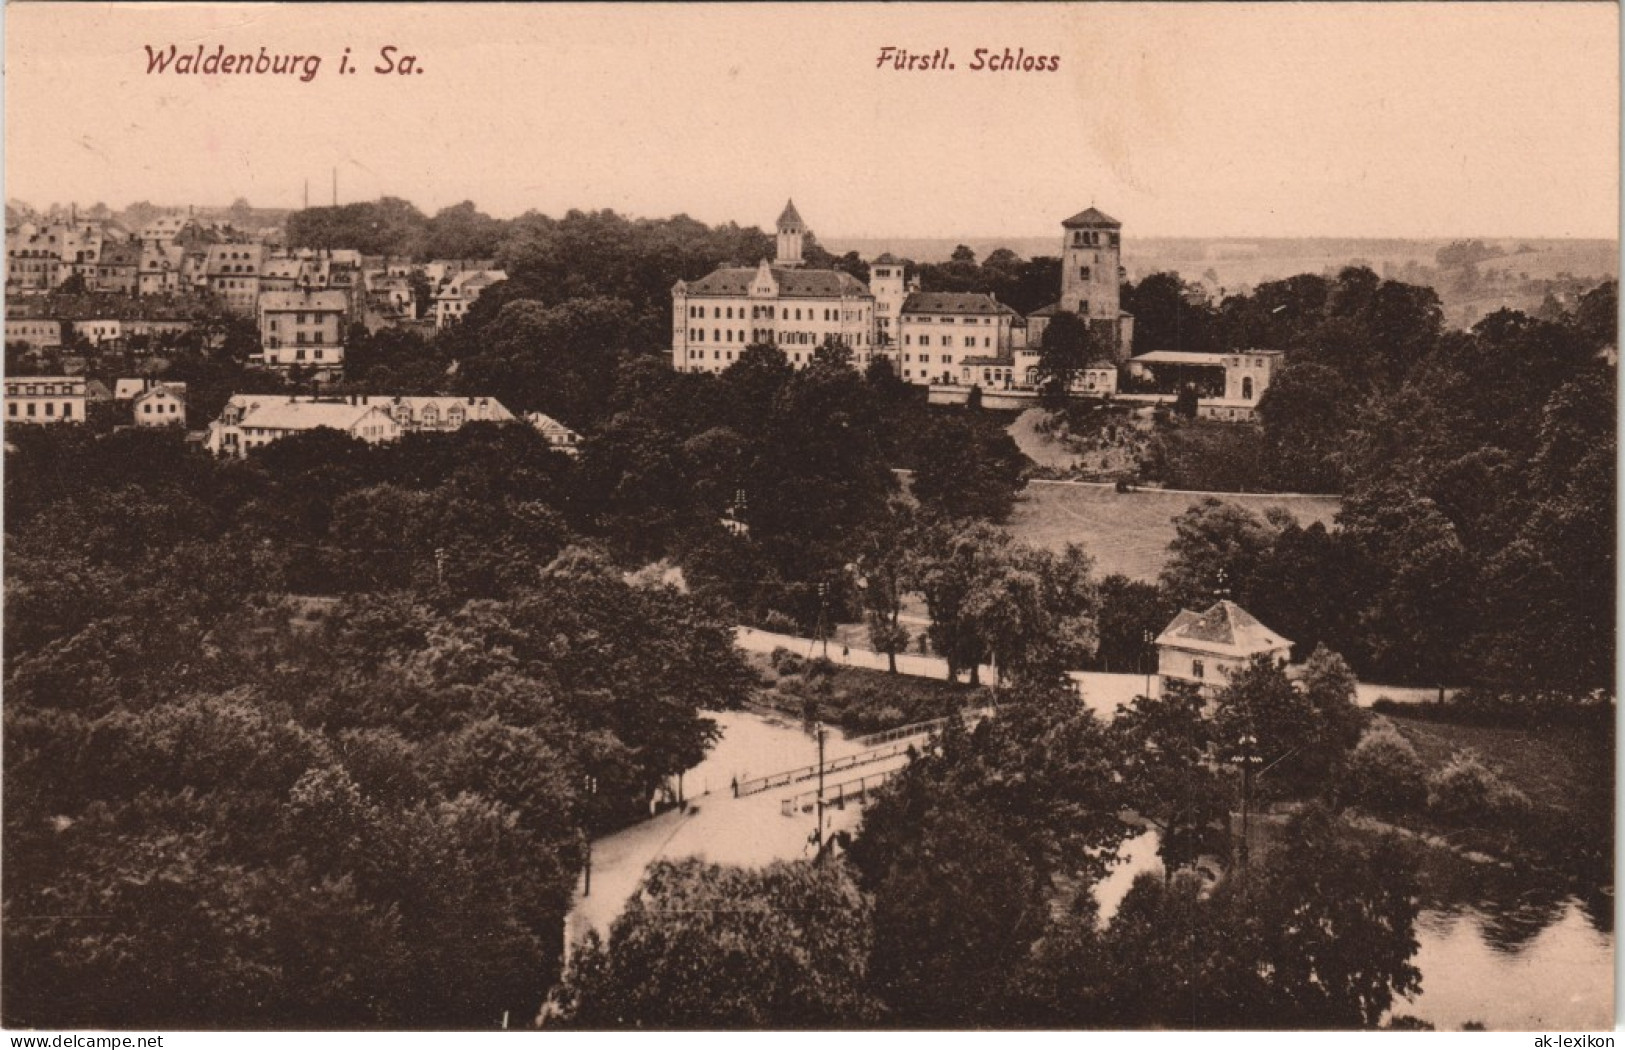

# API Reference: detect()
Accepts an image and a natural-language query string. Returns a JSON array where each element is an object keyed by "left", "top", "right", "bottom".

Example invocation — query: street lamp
[{"left": 1226, "top": 733, "right": 1263, "bottom": 876}]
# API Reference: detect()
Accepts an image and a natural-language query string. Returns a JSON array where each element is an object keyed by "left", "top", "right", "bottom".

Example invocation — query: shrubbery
[
  {"left": 1425, "top": 748, "right": 1532, "bottom": 824},
  {"left": 1370, "top": 689, "right": 1614, "bottom": 730},
  {"left": 1342, "top": 721, "right": 1426, "bottom": 815},
  {"left": 769, "top": 647, "right": 805, "bottom": 677}
]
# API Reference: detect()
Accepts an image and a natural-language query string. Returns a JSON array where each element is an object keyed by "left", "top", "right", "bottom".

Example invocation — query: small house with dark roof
[
  {"left": 672, "top": 202, "right": 878, "bottom": 375},
  {"left": 1155, "top": 600, "right": 1292, "bottom": 697}
]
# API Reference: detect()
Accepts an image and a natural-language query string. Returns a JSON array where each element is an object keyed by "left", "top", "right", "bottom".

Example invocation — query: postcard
[{"left": 3, "top": 1, "right": 1616, "bottom": 1038}]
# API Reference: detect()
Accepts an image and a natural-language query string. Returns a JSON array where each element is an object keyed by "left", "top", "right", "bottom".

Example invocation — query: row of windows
[
  {"left": 902, "top": 334, "right": 994, "bottom": 349},
  {"left": 7, "top": 383, "right": 81, "bottom": 396},
  {"left": 686, "top": 303, "right": 869, "bottom": 323},
  {"left": 686, "top": 348, "right": 873, "bottom": 367},
  {"left": 7, "top": 400, "right": 75, "bottom": 418},
  {"left": 901, "top": 315, "right": 995, "bottom": 325},
  {"left": 141, "top": 401, "right": 180, "bottom": 415},
  {"left": 1071, "top": 230, "right": 1119, "bottom": 248},
  {"left": 687, "top": 328, "right": 868, "bottom": 347}
]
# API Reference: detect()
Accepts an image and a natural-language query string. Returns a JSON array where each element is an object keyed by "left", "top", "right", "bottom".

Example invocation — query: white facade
[
  {"left": 673, "top": 261, "right": 876, "bottom": 374},
  {"left": 1155, "top": 601, "right": 1292, "bottom": 697},
  {"left": 204, "top": 397, "right": 402, "bottom": 457},
  {"left": 258, "top": 289, "right": 348, "bottom": 376},
  {"left": 870, "top": 255, "right": 909, "bottom": 348},
  {"left": 672, "top": 203, "right": 878, "bottom": 374},
  {"left": 131, "top": 384, "right": 187, "bottom": 427},
  {"left": 4, "top": 376, "right": 85, "bottom": 425},
  {"left": 5, "top": 318, "right": 63, "bottom": 349},
  {"left": 434, "top": 269, "right": 507, "bottom": 328},
  {"left": 895, "top": 292, "right": 1019, "bottom": 386}
]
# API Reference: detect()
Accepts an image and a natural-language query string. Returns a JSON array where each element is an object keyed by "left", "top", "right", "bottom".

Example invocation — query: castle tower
[
  {"left": 870, "top": 253, "right": 906, "bottom": 347},
  {"left": 776, "top": 199, "right": 805, "bottom": 268},
  {"left": 1059, "top": 206, "right": 1125, "bottom": 357}
]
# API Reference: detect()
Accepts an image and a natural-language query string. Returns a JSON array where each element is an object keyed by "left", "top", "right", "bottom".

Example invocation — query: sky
[{"left": 4, "top": 2, "right": 1619, "bottom": 239}]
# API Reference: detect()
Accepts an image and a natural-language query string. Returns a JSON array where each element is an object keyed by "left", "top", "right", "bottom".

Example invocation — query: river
[{"left": 569, "top": 709, "right": 1614, "bottom": 1031}]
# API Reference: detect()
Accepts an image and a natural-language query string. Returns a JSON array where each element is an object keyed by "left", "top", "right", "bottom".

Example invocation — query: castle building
[
  {"left": 671, "top": 202, "right": 877, "bottom": 374},
  {"left": 870, "top": 253, "right": 917, "bottom": 348},
  {"left": 895, "top": 292, "right": 1020, "bottom": 386}
]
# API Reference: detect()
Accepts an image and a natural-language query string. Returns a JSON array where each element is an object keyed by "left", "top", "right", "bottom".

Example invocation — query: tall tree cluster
[{"left": 3, "top": 424, "right": 753, "bottom": 1028}]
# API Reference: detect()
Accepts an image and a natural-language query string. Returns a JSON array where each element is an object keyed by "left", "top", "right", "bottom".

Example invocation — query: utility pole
[
  {"left": 1142, "top": 628, "right": 1155, "bottom": 698},
  {"left": 817, "top": 581, "right": 830, "bottom": 659},
  {"left": 813, "top": 720, "right": 828, "bottom": 858},
  {"left": 1228, "top": 732, "right": 1262, "bottom": 878},
  {"left": 332, "top": 167, "right": 337, "bottom": 207},
  {"left": 582, "top": 774, "right": 597, "bottom": 896}
]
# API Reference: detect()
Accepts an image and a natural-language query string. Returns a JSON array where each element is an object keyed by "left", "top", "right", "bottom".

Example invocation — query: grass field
[
  {"left": 1006, "top": 481, "right": 1342, "bottom": 581},
  {"left": 1383, "top": 714, "right": 1615, "bottom": 819}
]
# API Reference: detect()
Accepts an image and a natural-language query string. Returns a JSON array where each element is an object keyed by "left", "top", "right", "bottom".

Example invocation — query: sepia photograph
[{"left": 1, "top": 1, "right": 1617, "bottom": 1035}]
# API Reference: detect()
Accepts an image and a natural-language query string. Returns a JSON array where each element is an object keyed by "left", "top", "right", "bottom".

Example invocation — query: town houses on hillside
[
  {"left": 668, "top": 201, "right": 1280, "bottom": 419},
  {"left": 5, "top": 210, "right": 517, "bottom": 393}
]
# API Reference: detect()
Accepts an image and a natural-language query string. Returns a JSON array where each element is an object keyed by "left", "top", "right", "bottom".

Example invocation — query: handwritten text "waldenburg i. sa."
[{"left": 142, "top": 45, "right": 425, "bottom": 83}]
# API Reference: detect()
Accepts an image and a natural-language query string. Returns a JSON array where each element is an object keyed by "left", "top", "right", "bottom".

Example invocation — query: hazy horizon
[{"left": 6, "top": 195, "right": 1618, "bottom": 248}]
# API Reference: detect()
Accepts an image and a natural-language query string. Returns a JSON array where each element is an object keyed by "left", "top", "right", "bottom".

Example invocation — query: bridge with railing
[
  {"left": 780, "top": 770, "right": 897, "bottom": 817},
  {"left": 734, "top": 738, "right": 916, "bottom": 799},
  {"left": 847, "top": 706, "right": 992, "bottom": 750},
  {"left": 731, "top": 706, "right": 995, "bottom": 812}
]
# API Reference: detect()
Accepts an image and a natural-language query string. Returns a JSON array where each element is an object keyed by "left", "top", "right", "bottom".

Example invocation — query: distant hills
[{"left": 826, "top": 236, "right": 1618, "bottom": 329}]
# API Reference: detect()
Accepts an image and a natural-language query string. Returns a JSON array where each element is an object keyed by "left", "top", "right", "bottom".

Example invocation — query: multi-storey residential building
[
  {"left": 204, "top": 244, "right": 263, "bottom": 313},
  {"left": 138, "top": 245, "right": 185, "bottom": 296},
  {"left": 93, "top": 242, "right": 140, "bottom": 295},
  {"left": 434, "top": 269, "right": 507, "bottom": 328},
  {"left": 894, "top": 292, "right": 1020, "bottom": 385},
  {"left": 257, "top": 289, "right": 348, "bottom": 377},
  {"left": 4, "top": 318, "right": 64, "bottom": 350},
  {"left": 6, "top": 225, "right": 62, "bottom": 291},
  {"left": 671, "top": 202, "right": 877, "bottom": 373},
  {"left": 4, "top": 375, "right": 86, "bottom": 424},
  {"left": 71, "top": 318, "right": 124, "bottom": 347}
]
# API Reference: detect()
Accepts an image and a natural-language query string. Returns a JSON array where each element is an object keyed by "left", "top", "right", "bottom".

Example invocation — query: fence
[
  {"left": 847, "top": 706, "right": 992, "bottom": 750},
  {"left": 735, "top": 739, "right": 914, "bottom": 799},
  {"left": 780, "top": 769, "right": 898, "bottom": 817}
]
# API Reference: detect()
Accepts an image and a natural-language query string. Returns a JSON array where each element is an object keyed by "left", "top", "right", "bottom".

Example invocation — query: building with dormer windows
[{"left": 671, "top": 202, "right": 877, "bottom": 374}]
